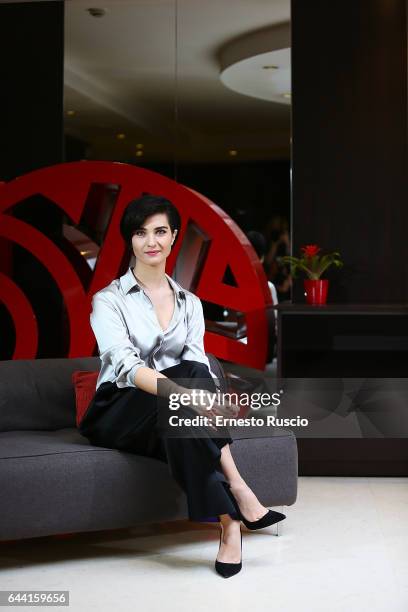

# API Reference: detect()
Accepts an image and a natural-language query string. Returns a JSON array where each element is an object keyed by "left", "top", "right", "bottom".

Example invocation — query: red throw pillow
[{"left": 72, "top": 370, "right": 99, "bottom": 427}]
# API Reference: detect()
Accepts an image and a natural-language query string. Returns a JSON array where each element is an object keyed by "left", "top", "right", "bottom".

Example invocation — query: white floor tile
[{"left": 0, "top": 477, "right": 407, "bottom": 612}]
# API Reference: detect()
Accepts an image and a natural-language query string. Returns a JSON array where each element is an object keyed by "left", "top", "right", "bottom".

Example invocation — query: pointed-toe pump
[
  {"left": 225, "top": 484, "right": 286, "bottom": 532},
  {"left": 241, "top": 508, "right": 286, "bottom": 531},
  {"left": 215, "top": 527, "right": 242, "bottom": 578}
]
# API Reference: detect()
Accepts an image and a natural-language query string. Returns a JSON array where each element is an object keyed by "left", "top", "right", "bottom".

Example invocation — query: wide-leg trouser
[{"left": 78, "top": 360, "right": 240, "bottom": 522}]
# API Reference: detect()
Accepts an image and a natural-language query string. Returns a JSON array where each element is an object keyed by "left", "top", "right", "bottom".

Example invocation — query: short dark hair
[
  {"left": 246, "top": 230, "right": 266, "bottom": 259},
  {"left": 120, "top": 194, "right": 181, "bottom": 250}
]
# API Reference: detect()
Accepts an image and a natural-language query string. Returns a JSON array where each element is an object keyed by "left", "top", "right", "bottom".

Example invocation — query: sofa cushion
[
  {"left": 72, "top": 371, "right": 99, "bottom": 426},
  {"left": 0, "top": 357, "right": 101, "bottom": 432},
  {"left": 0, "top": 428, "right": 189, "bottom": 541},
  {"left": 0, "top": 426, "right": 297, "bottom": 541},
  {"left": 0, "top": 428, "right": 98, "bottom": 459}
]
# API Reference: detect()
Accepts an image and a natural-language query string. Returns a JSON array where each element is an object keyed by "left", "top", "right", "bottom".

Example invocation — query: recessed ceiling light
[
  {"left": 117, "top": 133, "right": 126, "bottom": 140},
  {"left": 87, "top": 8, "right": 107, "bottom": 18},
  {"left": 228, "top": 149, "right": 238, "bottom": 157},
  {"left": 262, "top": 65, "right": 279, "bottom": 70},
  {"left": 66, "top": 110, "right": 76, "bottom": 116},
  {"left": 283, "top": 93, "right": 292, "bottom": 99},
  {"left": 135, "top": 151, "right": 144, "bottom": 157},
  {"left": 136, "top": 143, "right": 144, "bottom": 149}
]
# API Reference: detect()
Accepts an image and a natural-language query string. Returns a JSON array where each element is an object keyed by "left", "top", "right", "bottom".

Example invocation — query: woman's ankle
[
  {"left": 219, "top": 518, "right": 241, "bottom": 541},
  {"left": 219, "top": 514, "right": 240, "bottom": 527},
  {"left": 219, "top": 513, "right": 235, "bottom": 524}
]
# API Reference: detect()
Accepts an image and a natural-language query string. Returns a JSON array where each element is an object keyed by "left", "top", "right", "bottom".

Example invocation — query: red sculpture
[{"left": 0, "top": 162, "right": 271, "bottom": 368}]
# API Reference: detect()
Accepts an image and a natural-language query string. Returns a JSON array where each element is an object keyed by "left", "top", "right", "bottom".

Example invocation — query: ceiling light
[
  {"left": 87, "top": 8, "right": 106, "bottom": 18},
  {"left": 116, "top": 133, "right": 126, "bottom": 140},
  {"left": 66, "top": 110, "right": 76, "bottom": 116},
  {"left": 228, "top": 149, "right": 238, "bottom": 157},
  {"left": 135, "top": 151, "right": 144, "bottom": 157},
  {"left": 262, "top": 65, "right": 279, "bottom": 70},
  {"left": 136, "top": 143, "right": 144, "bottom": 149}
]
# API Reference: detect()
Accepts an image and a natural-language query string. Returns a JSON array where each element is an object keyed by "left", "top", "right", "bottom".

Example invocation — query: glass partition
[{"left": 63, "top": 0, "right": 291, "bottom": 367}]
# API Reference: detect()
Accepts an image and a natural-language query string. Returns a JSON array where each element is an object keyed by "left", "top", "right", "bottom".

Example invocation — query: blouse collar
[{"left": 120, "top": 267, "right": 186, "bottom": 300}]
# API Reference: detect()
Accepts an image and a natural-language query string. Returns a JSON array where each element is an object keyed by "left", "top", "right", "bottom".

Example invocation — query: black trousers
[{"left": 78, "top": 360, "right": 240, "bottom": 522}]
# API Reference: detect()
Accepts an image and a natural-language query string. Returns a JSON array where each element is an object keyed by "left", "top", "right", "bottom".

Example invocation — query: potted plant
[{"left": 280, "top": 244, "right": 343, "bottom": 305}]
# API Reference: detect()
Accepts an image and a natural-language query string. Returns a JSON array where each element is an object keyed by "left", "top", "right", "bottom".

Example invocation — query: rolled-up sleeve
[
  {"left": 90, "top": 294, "right": 146, "bottom": 389},
  {"left": 181, "top": 296, "right": 214, "bottom": 375}
]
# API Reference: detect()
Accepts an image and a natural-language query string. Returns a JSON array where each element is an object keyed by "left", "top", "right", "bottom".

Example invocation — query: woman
[{"left": 79, "top": 194, "right": 285, "bottom": 578}]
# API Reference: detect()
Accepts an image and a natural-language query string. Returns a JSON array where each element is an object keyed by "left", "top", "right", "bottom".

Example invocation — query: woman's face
[{"left": 131, "top": 213, "right": 177, "bottom": 266}]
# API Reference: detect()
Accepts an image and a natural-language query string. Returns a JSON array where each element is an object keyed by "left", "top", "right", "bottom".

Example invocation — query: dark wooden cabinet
[{"left": 277, "top": 304, "right": 408, "bottom": 475}]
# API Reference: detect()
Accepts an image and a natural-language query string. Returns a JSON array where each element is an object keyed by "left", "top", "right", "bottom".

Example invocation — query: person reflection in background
[
  {"left": 264, "top": 216, "right": 292, "bottom": 302},
  {"left": 246, "top": 230, "right": 278, "bottom": 335}
]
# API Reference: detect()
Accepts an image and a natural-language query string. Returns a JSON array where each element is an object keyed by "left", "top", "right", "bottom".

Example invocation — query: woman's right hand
[
  {"left": 182, "top": 388, "right": 239, "bottom": 420},
  {"left": 158, "top": 379, "right": 239, "bottom": 430}
]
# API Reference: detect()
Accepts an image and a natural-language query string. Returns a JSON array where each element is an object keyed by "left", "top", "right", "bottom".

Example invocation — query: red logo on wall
[{"left": 0, "top": 162, "right": 272, "bottom": 368}]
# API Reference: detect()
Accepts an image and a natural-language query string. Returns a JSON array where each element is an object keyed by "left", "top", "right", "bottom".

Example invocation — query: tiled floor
[{"left": 0, "top": 477, "right": 407, "bottom": 612}]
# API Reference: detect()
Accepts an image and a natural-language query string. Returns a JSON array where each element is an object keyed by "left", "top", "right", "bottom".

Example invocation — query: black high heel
[
  {"left": 241, "top": 509, "right": 286, "bottom": 531},
  {"left": 225, "top": 485, "right": 286, "bottom": 531},
  {"left": 215, "top": 524, "right": 242, "bottom": 578}
]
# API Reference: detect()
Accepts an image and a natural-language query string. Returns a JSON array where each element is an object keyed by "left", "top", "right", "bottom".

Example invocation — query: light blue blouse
[{"left": 90, "top": 267, "right": 216, "bottom": 391}]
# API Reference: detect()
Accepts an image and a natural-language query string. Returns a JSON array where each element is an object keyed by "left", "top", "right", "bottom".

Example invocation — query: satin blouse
[{"left": 90, "top": 267, "right": 216, "bottom": 391}]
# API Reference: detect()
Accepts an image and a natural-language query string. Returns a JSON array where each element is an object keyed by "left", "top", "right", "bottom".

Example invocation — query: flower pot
[{"left": 304, "top": 279, "right": 328, "bottom": 305}]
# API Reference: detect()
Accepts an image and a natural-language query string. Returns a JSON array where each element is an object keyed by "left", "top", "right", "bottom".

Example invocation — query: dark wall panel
[
  {"left": 0, "top": 1, "right": 64, "bottom": 358},
  {"left": 291, "top": 0, "right": 408, "bottom": 303},
  {"left": 0, "top": 0, "right": 64, "bottom": 180}
]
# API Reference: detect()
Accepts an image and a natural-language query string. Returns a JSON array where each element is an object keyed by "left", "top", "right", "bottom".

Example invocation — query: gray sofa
[{"left": 0, "top": 355, "right": 298, "bottom": 542}]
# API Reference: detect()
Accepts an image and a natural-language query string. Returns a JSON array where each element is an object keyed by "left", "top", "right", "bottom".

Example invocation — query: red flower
[{"left": 301, "top": 244, "right": 321, "bottom": 258}]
